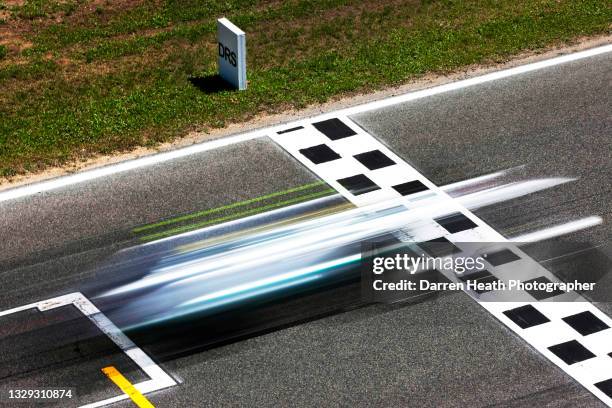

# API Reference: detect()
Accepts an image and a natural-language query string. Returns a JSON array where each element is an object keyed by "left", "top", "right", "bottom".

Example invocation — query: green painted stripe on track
[
  {"left": 139, "top": 188, "right": 335, "bottom": 242},
  {"left": 133, "top": 181, "right": 325, "bottom": 233}
]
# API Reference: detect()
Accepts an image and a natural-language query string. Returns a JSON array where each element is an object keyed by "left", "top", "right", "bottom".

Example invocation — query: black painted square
[
  {"left": 336, "top": 174, "right": 381, "bottom": 196},
  {"left": 277, "top": 126, "right": 304, "bottom": 134},
  {"left": 503, "top": 305, "right": 550, "bottom": 329},
  {"left": 594, "top": 378, "right": 612, "bottom": 398},
  {"left": 458, "top": 270, "right": 499, "bottom": 293},
  {"left": 524, "top": 276, "right": 566, "bottom": 300},
  {"left": 420, "top": 237, "right": 460, "bottom": 257},
  {"left": 392, "top": 180, "right": 429, "bottom": 196},
  {"left": 457, "top": 270, "right": 493, "bottom": 282},
  {"left": 548, "top": 340, "right": 595, "bottom": 365},
  {"left": 485, "top": 249, "right": 521, "bottom": 266},
  {"left": 299, "top": 144, "right": 341, "bottom": 164},
  {"left": 353, "top": 150, "right": 396, "bottom": 170},
  {"left": 562, "top": 311, "right": 609, "bottom": 336},
  {"left": 435, "top": 213, "right": 478, "bottom": 234},
  {"left": 312, "top": 118, "right": 356, "bottom": 140}
]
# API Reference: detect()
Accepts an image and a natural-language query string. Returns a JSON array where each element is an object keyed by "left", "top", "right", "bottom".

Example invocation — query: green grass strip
[
  {"left": 139, "top": 188, "right": 336, "bottom": 242},
  {"left": 133, "top": 180, "right": 325, "bottom": 233}
]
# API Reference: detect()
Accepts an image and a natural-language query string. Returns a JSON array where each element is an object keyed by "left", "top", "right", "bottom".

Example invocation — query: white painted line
[
  {"left": 0, "top": 292, "right": 177, "bottom": 408},
  {"left": 0, "top": 44, "right": 610, "bottom": 203},
  {"left": 0, "top": 131, "right": 265, "bottom": 203},
  {"left": 336, "top": 43, "right": 612, "bottom": 118}
]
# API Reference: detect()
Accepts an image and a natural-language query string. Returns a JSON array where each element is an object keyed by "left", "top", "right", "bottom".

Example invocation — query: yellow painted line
[{"left": 101, "top": 366, "right": 155, "bottom": 408}]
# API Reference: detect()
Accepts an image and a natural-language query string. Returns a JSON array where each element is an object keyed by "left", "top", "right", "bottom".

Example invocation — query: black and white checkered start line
[{"left": 271, "top": 115, "right": 612, "bottom": 406}]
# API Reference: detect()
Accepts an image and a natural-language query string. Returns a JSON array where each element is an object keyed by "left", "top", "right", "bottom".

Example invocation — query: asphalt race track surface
[{"left": 0, "top": 51, "right": 610, "bottom": 407}]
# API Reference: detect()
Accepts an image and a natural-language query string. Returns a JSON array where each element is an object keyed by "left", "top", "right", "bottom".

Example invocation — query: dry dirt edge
[{"left": 1, "top": 34, "right": 610, "bottom": 191}]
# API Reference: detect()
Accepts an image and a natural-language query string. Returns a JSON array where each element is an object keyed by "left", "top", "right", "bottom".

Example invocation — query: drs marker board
[{"left": 217, "top": 18, "right": 247, "bottom": 90}]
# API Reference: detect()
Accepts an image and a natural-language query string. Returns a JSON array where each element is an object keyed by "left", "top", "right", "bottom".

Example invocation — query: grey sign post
[{"left": 217, "top": 18, "right": 247, "bottom": 90}]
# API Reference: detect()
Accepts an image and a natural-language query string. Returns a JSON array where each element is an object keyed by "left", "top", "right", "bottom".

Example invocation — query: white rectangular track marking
[
  {"left": 271, "top": 115, "right": 612, "bottom": 406},
  {"left": 0, "top": 292, "right": 177, "bottom": 407}
]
